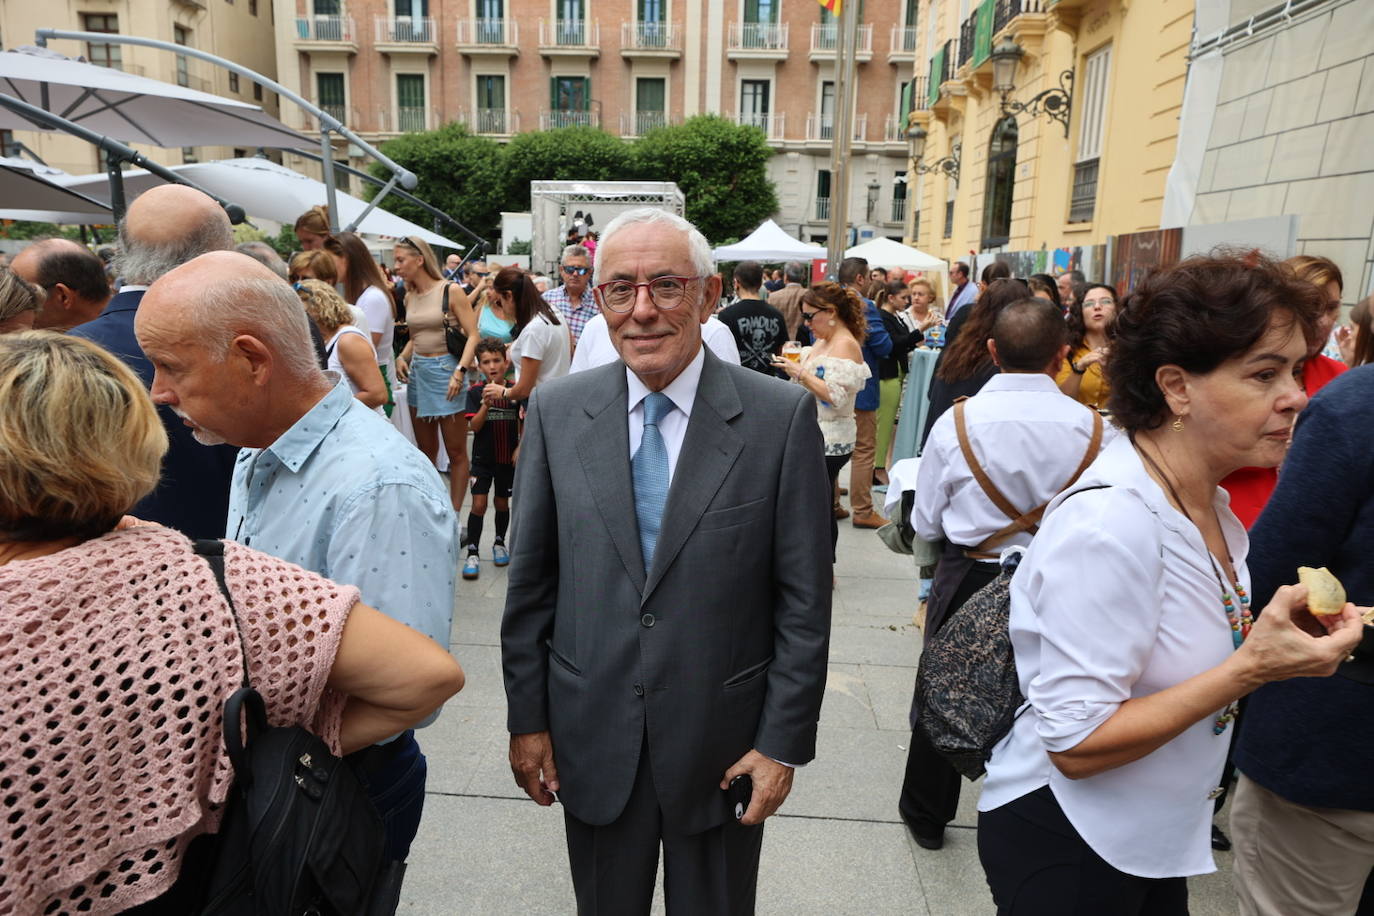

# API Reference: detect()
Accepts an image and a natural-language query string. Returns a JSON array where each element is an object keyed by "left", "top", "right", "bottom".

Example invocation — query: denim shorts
[{"left": 410, "top": 353, "right": 464, "bottom": 420}]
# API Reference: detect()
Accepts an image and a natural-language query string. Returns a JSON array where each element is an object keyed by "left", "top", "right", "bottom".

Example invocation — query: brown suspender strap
[{"left": 955, "top": 402, "right": 1106, "bottom": 559}]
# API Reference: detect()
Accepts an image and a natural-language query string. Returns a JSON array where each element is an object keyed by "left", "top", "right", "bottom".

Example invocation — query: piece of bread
[{"left": 1298, "top": 566, "right": 1347, "bottom": 616}]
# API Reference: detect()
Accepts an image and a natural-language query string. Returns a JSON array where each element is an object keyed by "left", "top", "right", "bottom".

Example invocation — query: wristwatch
[{"left": 1071, "top": 361, "right": 1087, "bottom": 375}]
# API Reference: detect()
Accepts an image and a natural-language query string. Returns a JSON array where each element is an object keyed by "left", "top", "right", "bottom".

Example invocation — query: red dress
[{"left": 1220, "top": 354, "right": 1347, "bottom": 528}]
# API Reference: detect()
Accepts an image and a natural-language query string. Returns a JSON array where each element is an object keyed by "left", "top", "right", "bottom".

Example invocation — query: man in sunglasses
[
  {"left": 460, "top": 259, "right": 489, "bottom": 296},
  {"left": 542, "top": 244, "right": 596, "bottom": 344},
  {"left": 503, "top": 208, "right": 831, "bottom": 914}
]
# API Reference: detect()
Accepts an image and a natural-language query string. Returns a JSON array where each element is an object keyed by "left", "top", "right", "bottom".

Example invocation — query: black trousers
[
  {"left": 899, "top": 557, "right": 1000, "bottom": 836},
  {"left": 563, "top": 735, "right": 765, "bottom": 915},
  {"left": 978, "top": 786, "right": 1188, "bottom": 916},
  {"left": 824, "top": 452, "right": 851, "bottom": 560}
]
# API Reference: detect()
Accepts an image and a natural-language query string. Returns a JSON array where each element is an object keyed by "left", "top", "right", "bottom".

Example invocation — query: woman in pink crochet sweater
[{"left": 0, "top": 332, "right": 466, "bottom": 915}]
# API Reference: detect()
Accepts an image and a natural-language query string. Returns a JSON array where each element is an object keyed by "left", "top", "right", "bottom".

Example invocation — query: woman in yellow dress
[{"left": 1056, "top": 282, "right": 1118, "bottom": 411}]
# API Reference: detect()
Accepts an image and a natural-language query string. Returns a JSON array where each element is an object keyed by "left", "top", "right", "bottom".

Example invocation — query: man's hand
[
  {"left": 720, "top": 749, "right": 794, "bottom": 826},
  {"left": 509, "top": 731, "right": 559, "bottom": 806}
]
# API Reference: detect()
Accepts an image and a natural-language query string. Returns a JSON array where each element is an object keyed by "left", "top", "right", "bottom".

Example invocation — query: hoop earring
[{"left": 1172, "top": 415, "right": 1185, "bottom": 432}]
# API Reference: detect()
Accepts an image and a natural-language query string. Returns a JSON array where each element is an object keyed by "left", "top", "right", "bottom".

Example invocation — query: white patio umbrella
[
  {"left": 0, "top": 46, "right": 310, "bottom": 149},
  {"left": 712, "top": 219, "right": 827, "bottom": 261},
  {"left": 60, "top": 157, "right": 463, "bottom": 249},
  {"left": 0, "top": 156, "right": 110, "bottom": 223},
  {"left": 844, "top": 237, "right": 946, "bottom": 272}
]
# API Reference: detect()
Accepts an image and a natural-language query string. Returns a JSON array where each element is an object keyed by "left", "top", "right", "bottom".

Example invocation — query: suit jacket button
[
  {"left": 641, "top": 613, "right": 655, "bottom": 628},
  {"left": 633, "top": 684, "right": 644, "bottom": 696}
]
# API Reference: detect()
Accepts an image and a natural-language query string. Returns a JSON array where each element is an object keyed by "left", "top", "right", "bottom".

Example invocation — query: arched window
[{"left": 981, "top": 117, "right": 1018, "bottom": 249}]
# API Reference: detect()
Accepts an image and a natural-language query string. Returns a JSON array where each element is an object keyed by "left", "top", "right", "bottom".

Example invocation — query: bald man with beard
[
  {"left": 69, "top": 184, "right": 240, "bottom": 538},
  {"left": 11, "top": 238, "right": 110, "bottom": 330}
]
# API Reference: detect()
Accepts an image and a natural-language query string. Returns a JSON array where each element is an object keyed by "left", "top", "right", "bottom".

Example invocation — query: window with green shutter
[{"left": 396, "top": 74, "right": 425, "bottom": 132}]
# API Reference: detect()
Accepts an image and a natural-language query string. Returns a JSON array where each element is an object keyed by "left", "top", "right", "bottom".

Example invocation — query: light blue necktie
[{"left": 633, "top": 392, "right": 672, "bottom": 570}]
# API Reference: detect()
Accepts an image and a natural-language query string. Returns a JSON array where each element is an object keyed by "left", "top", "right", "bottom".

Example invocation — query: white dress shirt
[
  {"left": 914, "top": 373, "right": 1114, "bottom": 562},
  {"left": 979, "top": 433, "right": 1248, "bottom": 879},
  {"left": 625, "top": 346, "right": 704, "bottom": 483},
  {"left": 570, "top": 313, "right": 741, "bottom": 374}
]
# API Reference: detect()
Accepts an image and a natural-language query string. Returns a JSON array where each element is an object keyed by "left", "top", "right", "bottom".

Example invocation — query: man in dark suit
[
  {"left": 502, "top": 208, "right": 832, "bottom": 914},
  {"left": 68, "top": 184, "right": 239, "bottom": 538}
]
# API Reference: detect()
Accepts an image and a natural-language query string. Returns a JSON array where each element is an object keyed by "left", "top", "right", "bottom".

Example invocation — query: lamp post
[
  {"left": 989, "top": 36, "right": 1074, "bottom": 138},
  {"left": 906, "top": 124, "right": 960, "bottom": 182},
  {"left": 866, "top": 179, "right": 880, "bottom": 223}
]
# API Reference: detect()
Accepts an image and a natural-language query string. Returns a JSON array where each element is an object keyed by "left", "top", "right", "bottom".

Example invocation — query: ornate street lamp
[
  {"left": 990, "top": 36, "right": 1074, "bottom": 138},
  {"left": 906, "top": 124, "right": 960, "bottom": 182}
]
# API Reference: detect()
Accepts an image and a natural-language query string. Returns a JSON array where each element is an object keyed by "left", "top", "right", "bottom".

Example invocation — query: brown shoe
[
  {"left": 852, "top": 512, "right": 887, "bottom": 529},
  {"left": 833, "top": 504, "right": 850, "bottom": 520}
]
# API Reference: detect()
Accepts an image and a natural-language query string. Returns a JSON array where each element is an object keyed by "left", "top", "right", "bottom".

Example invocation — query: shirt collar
[
  {"left": 264, "top": 374, "right": 353, "bottom": 473},
  {"left": 118, "top": 285, "right": 150, "bottom": 294},
  {"left": 626, "top": 346, "right": 705, "bottom": 420},
  {"left": 979, "top": 372, "right": 1062, "bottom": 394}
]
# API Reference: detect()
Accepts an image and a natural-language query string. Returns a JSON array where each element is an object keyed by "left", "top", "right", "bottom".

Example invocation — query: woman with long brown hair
[
  {"left": 293, "top": 205, "right": 331, "bottom": 251},
  {"left": 773, "top": 280, "right": 869, "bottom": 558},
  {"left": 480, "top": 265, "right": 569, "bottom": 404},
  {"left": 325, "top": 232, "right": 397, "bottom": 402},
  {"left": 1055, "top": 282, "right": 1119, "bottom": 411},
  {"left": 920, "top": 278, "right": 1030, "bottom": 447},
  {"left": 392, "top": 236, "right": 478, "bottom": 514}
]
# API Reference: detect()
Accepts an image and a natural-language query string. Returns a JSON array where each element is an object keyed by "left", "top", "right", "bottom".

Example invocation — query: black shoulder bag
[{"left": 441, "top": 284, "right": 467, "bottom": 360}]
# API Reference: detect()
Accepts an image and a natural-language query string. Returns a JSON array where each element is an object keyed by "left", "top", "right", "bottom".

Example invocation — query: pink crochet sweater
[{"left": 0, "top": 526, "right": 359, "bottom": 915}]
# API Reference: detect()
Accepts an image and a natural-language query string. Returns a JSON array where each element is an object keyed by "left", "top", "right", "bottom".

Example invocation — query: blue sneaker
[
  {"left": 462, "top": 553, "right": 480, "bottom": 580},
  {"left": 493, "top": 542, "right": 510, "bottom": 567}
]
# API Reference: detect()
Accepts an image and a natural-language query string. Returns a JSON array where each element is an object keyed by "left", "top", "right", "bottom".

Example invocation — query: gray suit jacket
[{"left": 501, "top": 349, "right": 832, "bottom": 834}]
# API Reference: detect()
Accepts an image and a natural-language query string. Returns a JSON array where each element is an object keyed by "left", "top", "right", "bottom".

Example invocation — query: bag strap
[
  {"left": 953, "top": 399, "right": 1023, "bottom": 523},
  {"left": 960, "top": 405, "right": 1106, "bottom": 559},
  {"left": 194, "top": 539, "right": 251, "bottom": 690}
]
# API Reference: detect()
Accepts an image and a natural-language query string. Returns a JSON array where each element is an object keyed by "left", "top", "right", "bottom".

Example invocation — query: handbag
[{"left": 442, "top": 283, "right": 467, "bottom": 361}]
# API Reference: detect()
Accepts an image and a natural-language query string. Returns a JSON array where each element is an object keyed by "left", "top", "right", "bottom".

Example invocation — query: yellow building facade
[{"left": 903, "top": 0, "right": 1192, "bottom": 260}]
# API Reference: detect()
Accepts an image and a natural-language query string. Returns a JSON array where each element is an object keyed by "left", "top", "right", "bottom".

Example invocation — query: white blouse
[
  {"left": 510, "top": 313, "right": 572, "bottom": 385},
  {"left": 799, "top": 347, "right": 870, "bottom": 456},
  {"left": 979, "top": 434, "right": 1248, "bottom": 879}
]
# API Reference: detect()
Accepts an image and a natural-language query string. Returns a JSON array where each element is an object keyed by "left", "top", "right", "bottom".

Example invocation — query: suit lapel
[
  {"left": 575, "top": 366, "right": 648, "bottom": 595},
  {"left": 642, "top": 352, "right": 744, "bottom": 603}
]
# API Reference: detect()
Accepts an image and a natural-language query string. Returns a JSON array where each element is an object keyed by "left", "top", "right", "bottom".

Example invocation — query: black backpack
[{"left": 192, "top": 539, "right": 391, "bottom": 915}]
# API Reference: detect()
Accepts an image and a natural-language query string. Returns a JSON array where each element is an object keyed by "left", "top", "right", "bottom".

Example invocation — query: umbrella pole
[{"left": 320, "top": 128, "right": 339, "bottom": 234}]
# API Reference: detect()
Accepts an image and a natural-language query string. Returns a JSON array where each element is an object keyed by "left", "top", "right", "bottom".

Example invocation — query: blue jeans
[{"left": 350, "top": 730, "right": 428, "bottom": 863}]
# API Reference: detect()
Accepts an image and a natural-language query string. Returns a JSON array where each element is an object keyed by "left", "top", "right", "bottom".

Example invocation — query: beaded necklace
[{"left": 1135, "top": 441, "right": 1251, "bottom": 735}]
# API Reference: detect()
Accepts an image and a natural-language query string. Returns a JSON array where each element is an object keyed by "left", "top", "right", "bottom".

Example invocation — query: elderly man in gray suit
[{"left": 502, "top": 208, "right": 832, "bottom": 914}]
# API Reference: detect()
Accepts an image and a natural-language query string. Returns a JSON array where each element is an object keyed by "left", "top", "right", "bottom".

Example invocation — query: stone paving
[{"left": 402, "top": 471, "right": 1240, "bottom": 914}]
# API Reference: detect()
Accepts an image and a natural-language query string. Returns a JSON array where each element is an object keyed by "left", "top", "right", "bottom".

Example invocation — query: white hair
[
  {"left": 188, "top": 271, "right": 322, "bottom": 381},
  {"left": 593, "top": 209, "right": 713, "bottom": 285},
  {"left": 114, "top": 216, "right": 234, "bottom": 286}
]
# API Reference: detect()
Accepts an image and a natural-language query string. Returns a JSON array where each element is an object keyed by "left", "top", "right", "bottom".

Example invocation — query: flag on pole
[{"left": 819, "top": 0, "right": 841, "bottom": 14}]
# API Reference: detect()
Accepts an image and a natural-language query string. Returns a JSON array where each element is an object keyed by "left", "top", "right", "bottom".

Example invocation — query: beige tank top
[{"left": 406, "top": 280, "right": 460, "bottom": 355}]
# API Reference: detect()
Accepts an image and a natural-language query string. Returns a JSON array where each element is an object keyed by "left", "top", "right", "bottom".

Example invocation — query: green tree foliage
[
  {"left": 502, "top": 127, "right": 633, "bottom": 211},
  {"left": 631, "top": 115, "right": 778, "bottom": 244},
  {"left": 369, "top": 122, "right": 507, "bottom": 242},
  {"left": 268, "top": 223, "right": 298, "bottom": 259}
]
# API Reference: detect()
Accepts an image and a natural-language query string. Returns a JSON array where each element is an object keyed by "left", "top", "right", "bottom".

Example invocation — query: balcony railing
[
  {"left": 541, "top": 109, "right": 600, "bottom": 129},
  {"left": 1069, "top": 158, "right": 1099, "bottom": 223},
  {"left": 806, "top": 112, "right": 868, "bottom": 142},
  {"left": 809, "top": 22, "right": 873, "bottom": 54},
  {"left": 937, "top": 39, "right": 953, "bottom": 84},
  {"left": 396, "top": 106, "right": 426, "bottom": 132},
  {"left": 994, "top": 0, "right": 1044, "bottom": 36},
  {"left": 457, "top": 18, "right": 517, "bottom": 44},
  {"left": 621, "top": 21, "right": 682, "bottom": 51},
  {"left": 728, "top": 22, "right": 788, "bottom": 51},
  {"left": 735, "top": 111, "right": 785, "bottom": 139},
  {"left": 320, "top": 103, "right": 348, "bottom": 126},
  {"left": 620, "top": 110, "right": 669, "bottom": 136},
  {"left": 540, "top": 18, "right": 599, "bottom": 46},
  {"left": 958, "top": 13, "right": 976, "bottom": 68},
  {"left": 891, "top": 197, "right": 907, "bottom": 222},
  {"left": 890, "top": 25, "right": 918, "bottom": 55},
  {"left": 815, "top": 197, "right": 830, "bottom": 221},
  {"left": 296, "top": 16, "right": 354, "bottom": 42},
  {"left": 883, "top": 114, "right": 906, "bottom": 142},
  {"left": 472, "top": 108, "right": 518, "bottom": 134},
  {"left": 376, "top": 16, "right": 436, "bottom": 43},
  {"left": 910, "top": 75, "right": 930, "bottom": 111}
]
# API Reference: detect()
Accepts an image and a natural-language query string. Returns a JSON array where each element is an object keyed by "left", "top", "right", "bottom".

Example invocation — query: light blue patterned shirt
[{"left": 227, "top": 377, "right": 457, "bottom": 659}]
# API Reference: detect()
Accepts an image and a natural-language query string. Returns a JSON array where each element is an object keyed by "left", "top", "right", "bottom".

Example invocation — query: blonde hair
[
  {"left": 294, "top": 205, "right": 330, "bottom": 237},
  {"left": 289, "top": 249, "right": 339, "bottom": 285},
  {"left": 394, "top": 236, "right": 444, "bottom": 282},
  {"left": 0, "top": 332, "right": 167, "bottom": 540},
  {"left": 0, "top": 268, "right": 42, "bottom": 326},
  {"left": 294, "top": 278, "right": 354, "bottom": 335},
  {"left": 908, "top": 278, "right": 935, "bottom": 298}
]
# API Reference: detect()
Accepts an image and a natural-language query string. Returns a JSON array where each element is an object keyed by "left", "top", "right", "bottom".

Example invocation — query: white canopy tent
[
  {"left": 60, "top": 158, "right": 463, "bottom": 249},
  {"left": 0, "top": 157, "right": 110, "bottom": 223},
  {"left": 845, "top": 237, "right": 950, "bottom": 301},
  {"left": 712, "top": 220, "right": 827, "bottom": 262}
]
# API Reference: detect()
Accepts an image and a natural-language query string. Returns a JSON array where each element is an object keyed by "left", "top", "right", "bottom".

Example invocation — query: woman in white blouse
[
  {"left": 773, "top": 281, "right": 869, "bottom": 560},
  {"left": 482, "top": 267, "right": 571, "bottom": 404},
  {"left": 977, "top": 254, "right": 1364, "bottom": 914}
]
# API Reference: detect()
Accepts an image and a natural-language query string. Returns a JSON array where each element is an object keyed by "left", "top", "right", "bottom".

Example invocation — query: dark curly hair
[
  {"left": 1065, "top": 282, "right": 1119, "bottom": 351},
  {"left": 936, "top": 278, "right": 1031, "bottom": 382},
  {"left": 1107, "top": 253, "right": 1324, "bottom": 433},
  {"left": 802, "top": 281, "right": 867, "bottom": 344}
]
